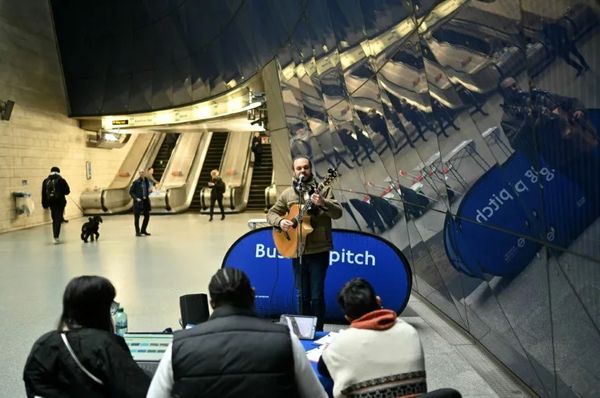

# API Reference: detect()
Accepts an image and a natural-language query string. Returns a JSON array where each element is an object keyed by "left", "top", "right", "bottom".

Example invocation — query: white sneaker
[{"left": 53, "top": 238, "right": 59, "bottom": 244}]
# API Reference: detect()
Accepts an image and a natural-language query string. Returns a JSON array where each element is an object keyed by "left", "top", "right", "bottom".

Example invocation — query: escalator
[
  {"left": 189, "top": 132, "right": 229, "bottom": 211},
  {"left": 247, "top": 142, "right": 272, "bottom": 211},
  {"left": 80, "top": 132, "right": 163, "bottom": 215},
  {"left": 151, "top": 133, "right": 179, "bottom": 182}
]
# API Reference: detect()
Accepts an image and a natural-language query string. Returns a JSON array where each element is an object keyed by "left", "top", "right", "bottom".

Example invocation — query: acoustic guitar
[
  {"left": 554, "top": 108, "right": 598, "bottom": 153},
  {"left": 503, "top": 99, "right": 598, "bottom": 153},
  {"left": 529, "top": 90, "right": 598, "bottom": 152},
  {"left": 273, "top": 169, "right": 338, "bottom": 258}
]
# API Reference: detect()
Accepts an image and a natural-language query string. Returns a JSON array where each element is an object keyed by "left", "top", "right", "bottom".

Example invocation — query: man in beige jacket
[{"left": 267, "top": 156, "right": 342, "bottom": 330}]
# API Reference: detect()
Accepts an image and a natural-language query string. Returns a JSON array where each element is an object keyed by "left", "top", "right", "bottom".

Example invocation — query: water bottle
[{"left": 114, "top": 307, "right": 128, "bottom": 336}]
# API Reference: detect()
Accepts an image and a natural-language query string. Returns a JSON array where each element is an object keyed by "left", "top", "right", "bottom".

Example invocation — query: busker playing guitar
[{"left": 267, "top": 156, "right": 343, "bottom": 331}]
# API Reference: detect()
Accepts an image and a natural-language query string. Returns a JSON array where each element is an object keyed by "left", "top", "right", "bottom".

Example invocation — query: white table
[{"left": 481, "top": 126, "right": 512, "bottom": 156}]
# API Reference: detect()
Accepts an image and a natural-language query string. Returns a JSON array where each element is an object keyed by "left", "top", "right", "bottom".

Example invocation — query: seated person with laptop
[
  {"left": 23, "top": 276, "right": 150, "bottom": 398},
  {"left": 318, "top": 278, "right": 462, "bottom": 398},
  {"left": 147, "top": 267, "right": 327, "bottom": 398}
]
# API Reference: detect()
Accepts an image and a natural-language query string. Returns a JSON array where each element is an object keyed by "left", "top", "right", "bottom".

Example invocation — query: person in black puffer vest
[{"left": 147, "top": 267, "right": 327, "bottom": 398}]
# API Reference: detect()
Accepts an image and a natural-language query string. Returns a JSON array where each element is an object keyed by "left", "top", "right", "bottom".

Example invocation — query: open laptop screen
[
  {"left": 279, "top": 314, "right": 317, "bottom": 340},
  {"left": 124, "top": 333, "right": 173, "bottom": 362}
]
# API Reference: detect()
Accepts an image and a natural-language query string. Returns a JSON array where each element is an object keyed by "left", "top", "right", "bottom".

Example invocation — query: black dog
[{"left": 81, "top": 216, "right": 103, "bottom": 242}]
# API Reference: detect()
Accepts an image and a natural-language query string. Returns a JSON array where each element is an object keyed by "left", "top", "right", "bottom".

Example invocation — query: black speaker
[
  {"left": 1, "top": 100, "right": 14, "bottom": 121},
  {"left": 179, "top": 293, "right": 209, "bottom": 327}
]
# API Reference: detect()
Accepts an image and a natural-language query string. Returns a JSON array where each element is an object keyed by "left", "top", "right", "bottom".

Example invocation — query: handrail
[
  {"left": 81, "top": 132, "right": 164, "bottom": 215},
  {"left": 151, "top": 132, "right": 209, "bottom": 213},
  {"left": 199, "top": 133, "right": 254, "bottom": 213}
]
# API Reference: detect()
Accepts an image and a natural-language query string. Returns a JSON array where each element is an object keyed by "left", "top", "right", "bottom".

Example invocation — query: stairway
[
  {"left": 247, "top": 143, "right": 272, "bottom": 211},
  {"left": 189, "top": 132, "right": 229, "bottom": 211},
  {"left": 151, "top": 133, "right": 179, "bottom": 182}
]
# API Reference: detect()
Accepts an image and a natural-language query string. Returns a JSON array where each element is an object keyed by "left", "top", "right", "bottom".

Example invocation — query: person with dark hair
[
  {"left": 23, "top": 275, "right": 150, "bottom": 397},
  {"left": 147, "top": 267, "right": 327, "bottom": 398},
  {"left": 398, "top": 99, "right": 432, "bottom": 142},
  {"left": 431, "top": 99, "right": 460, "bottom": 136},
  {"left": 383, "top": 103, "right": 415, "bottom": 150},
  {"left": 251, "top": 132, "right": 264, "bottom": 167},
  {"left": 365, "top": 108, "right": 398, "bottom": 152},
  {"left": 41, "top": 166, "right": 70, "bottom": 244},
  {"left": 353, "top": 125, "right": 377, "bottom": 163},
  {"left": 130, "top": 169, "right": 152, "bottom": 236},
  {"left": 499, "top": 77, "right": 599, "bottom": 201},
  {"left": 318, "top": 278, "right": 462, "bottom": 398},
  {"left": 267, "top": 156, "right": 343, "bottom": 331},
  {"left": 208, "top": 169, "right": 226, "bottom": 221},
  {"left": 542, "top": 20, "right": 590, "bottom": 77},
  {"left": 337, "top": 126, "right": 363, "bottom": 165}
]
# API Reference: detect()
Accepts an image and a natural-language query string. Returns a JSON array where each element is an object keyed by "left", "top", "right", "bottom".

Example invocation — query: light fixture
[
  {"left": 154, "top": 112, "right": 175, "bottom": 125},
  {"left": 194, "top": 105, "right": 212, "bottom": 119},
  {"left": 102, "top": 132, "right": 119, "bottom": 142}
]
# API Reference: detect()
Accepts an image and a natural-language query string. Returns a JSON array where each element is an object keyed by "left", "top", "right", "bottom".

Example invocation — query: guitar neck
[
  {"left": 296, "top": 183, "right": 325, "bottom": 221},
  {"left": 292, "top": 170, "right": 337, "bottom": 223}
]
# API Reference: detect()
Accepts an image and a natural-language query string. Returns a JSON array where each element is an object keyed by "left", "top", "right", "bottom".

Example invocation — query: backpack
[{"left": 46, "top": 179, "right": 58, "bottom": 200}]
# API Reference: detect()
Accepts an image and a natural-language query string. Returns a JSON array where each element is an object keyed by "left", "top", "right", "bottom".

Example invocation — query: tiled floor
[{"left": 0, "top": 212, "right": 530, "bottom": 397}]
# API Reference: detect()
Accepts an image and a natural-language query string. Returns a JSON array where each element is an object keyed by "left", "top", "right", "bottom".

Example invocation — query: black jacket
[
  {"left": 251, "top": 136, "right": 263, "bottom": 154},
  {"left": 41, "top": 174, "right": 70, "bottom": 209},
  {"left": 501, "top": 90, "right": 585, "bottom": 165},
  {"left": 129, "top": 177, "right": 152, "bottom": 212},
  {"left": 171, "top": 305, "right": 299, "bottom": 398},
  {"left": 209, "top": 177, "right": 226, "bottom": 199},
  {"left": 23, "top": 329, "right": 150, "bottom": 398}
]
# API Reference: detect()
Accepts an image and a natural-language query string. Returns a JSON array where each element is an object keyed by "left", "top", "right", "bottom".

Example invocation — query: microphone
[{"left": 295, "top": 174, "right": 305, "bottom": 191}]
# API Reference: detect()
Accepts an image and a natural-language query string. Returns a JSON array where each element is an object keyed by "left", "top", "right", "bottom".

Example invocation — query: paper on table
[
  {"left": 313, "top": 331, "right": 339, "bottom": 346},
  {"left": 306, "top": 346, "right": 325, "bottom": 363}
]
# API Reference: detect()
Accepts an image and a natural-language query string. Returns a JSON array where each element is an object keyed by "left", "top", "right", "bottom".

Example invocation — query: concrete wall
[{"left": 0, "top": 0, "right": 131, "bottom": 234}]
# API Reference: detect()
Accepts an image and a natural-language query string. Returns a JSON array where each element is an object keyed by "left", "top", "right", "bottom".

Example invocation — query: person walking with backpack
[{"left": 41, "top": 166, "right": 71, "bottom": 244}]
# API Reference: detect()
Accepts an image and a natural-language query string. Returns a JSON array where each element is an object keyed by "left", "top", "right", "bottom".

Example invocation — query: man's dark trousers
[
  {"left": 134, "top": 198, "right": 150, "bottom": 234},
  {"left": 50, "top": 204, "right": 65, "bottom": 239},
  {"left": 292, "top": 251, "right": 329, "bottom": 331}
]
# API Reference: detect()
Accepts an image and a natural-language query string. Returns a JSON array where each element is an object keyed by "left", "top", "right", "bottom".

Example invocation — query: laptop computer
[
  {"left": 279, "top": 314, "right": 317, "bottom": 340},
  {"left": 124, "top": 333, "right": 173, "bottom": 375}
]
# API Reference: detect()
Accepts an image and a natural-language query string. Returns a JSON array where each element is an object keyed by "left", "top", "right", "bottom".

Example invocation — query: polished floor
[{"left": 0, "top": 212, "right": 530, "bottom": 397}]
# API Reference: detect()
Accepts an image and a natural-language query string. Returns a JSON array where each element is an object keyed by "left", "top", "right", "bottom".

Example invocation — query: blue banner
[
  {"left": 222, "top": 228, "right": 412, "bottom": 322},
  {"left": 445, "top": 150, "right": 599, "bottom": 278}
]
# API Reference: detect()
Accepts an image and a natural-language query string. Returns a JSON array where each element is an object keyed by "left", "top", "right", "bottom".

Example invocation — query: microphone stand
[{"left": 295, "top": 177, "right": 306, "bottom": 316}]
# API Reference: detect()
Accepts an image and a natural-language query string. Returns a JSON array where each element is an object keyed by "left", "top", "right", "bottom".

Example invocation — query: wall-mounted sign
[{"left": 85, "top": 161, "right": 92, "bottom": 180}]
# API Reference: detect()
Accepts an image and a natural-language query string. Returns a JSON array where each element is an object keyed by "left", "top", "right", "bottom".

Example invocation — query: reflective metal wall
[
  {"left": 274, "top": 1, "right": 599, "bottom": 397},
  {"left": 51, "top": 0, "right": 599, "bottom": 395}
]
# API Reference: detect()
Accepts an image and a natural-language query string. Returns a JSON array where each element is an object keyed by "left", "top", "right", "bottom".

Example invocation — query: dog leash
[{"left": 67, "top": 195, "right": 85, "bottom": 214}]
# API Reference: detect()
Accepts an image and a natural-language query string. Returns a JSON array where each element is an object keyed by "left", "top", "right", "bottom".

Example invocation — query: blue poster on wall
[{"left": 222, "top": 228, "right": 412, "bottom": 323}]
